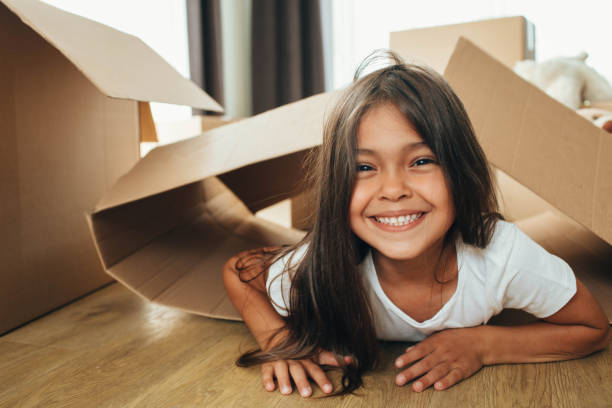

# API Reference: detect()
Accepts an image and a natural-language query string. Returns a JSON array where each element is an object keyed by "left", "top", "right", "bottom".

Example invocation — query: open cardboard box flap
[
  {"left": 2, "top": 0, "right": 222, "bottom": 111},
  {"left": 88, "top": 91, "right": 338, "bottom": 319},
  {"left": 94, "top": 91, "right": 338, "bottom": 212},
  {"left": 445, "top": 38, "right": 612, "bottom": 245},
  {"left": 0, "top": 0, "right": 225, "bottom": 333},
  {"left": 88, "top": 38, "right": 612, "bottom": 321}
]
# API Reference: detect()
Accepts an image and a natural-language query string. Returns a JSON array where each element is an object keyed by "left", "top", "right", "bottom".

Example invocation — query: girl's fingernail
[
  {"left": 406, "top": 346, "right": 414, "bottom": 352},
  {"left": 395, "top": 358, "right": 403, "bottom": 367},
  {"left": 435, "top": 381, "right": 443, "bottom": 390},
  {"left": 301, "top": 387, "right": 312, "bottom": 397},
  {"left": 323, "top": 384, "right": 332, "bottom": 393},
  {"left": 265, "top": 382, "right": 274, "bottom": 391},
  {"left": 396, "top": 374, "right": 406, "bottom": 386},
  {"left": 414, "top": 382, "right": 423, "bottom": 392},
  {"left": 281, "top": 386, "right": 291, "bottom": 394}
]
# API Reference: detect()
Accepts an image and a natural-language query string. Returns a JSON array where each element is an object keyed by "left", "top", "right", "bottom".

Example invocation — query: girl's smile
[
  {"left": 349, "top": 102, "right": 455, "bottom": 263},
  {"left": 370, "top": 211, "right": 426, "bottom": 230}
]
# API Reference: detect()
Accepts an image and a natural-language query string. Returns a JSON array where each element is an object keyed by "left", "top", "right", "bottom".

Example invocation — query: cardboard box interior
[
  {"left": 1, "top": 0, "right": 221, "bottom": 334},
  {"left": 88, "top": 38, "right": 612, "bottom": 323}
]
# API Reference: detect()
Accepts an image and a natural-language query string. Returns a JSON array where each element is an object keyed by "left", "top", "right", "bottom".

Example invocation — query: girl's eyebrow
[{"left": 357, "top": 142, "right": 427, "bottom": 155}]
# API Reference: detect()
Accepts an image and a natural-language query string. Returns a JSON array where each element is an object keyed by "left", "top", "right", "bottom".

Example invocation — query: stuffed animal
[{"left": 514, "top": 53, "right": 612, "bottom": 110}]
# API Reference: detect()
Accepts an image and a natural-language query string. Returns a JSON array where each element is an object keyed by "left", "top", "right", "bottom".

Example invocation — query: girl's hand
[
  {"left": 394, "top": 327, "right": 485, "bottom": 392},
  {"left": 261, "top": 350, "right": 351, "bottom": 397}
]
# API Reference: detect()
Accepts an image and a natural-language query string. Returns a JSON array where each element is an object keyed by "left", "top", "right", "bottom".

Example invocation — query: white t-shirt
[{"left": 266, "top": 220, "right": 577, "bottom": 342}]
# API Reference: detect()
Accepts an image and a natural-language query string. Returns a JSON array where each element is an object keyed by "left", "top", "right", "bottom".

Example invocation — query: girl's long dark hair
[{"left": 234, "top": 51, "right": 502, "bottom": 395}]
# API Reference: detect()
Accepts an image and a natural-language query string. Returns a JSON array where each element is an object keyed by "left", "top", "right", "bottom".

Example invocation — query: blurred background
[{"left": 40, "top": 0, "right": 612, "bottom": 125}]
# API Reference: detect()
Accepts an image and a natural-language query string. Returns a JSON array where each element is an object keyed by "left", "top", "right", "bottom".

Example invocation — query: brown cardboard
[
  {"left": 88, "top": 92, "right": 337, "bottom": 319},
  {"left": 1, "top": 0, "right": 222, "bottom": 111},
  {"left": 89, "top": 38, "right": 612, "bottom": 323},
  {"left": 1, "top": 0, "right": 221, "bottom": 334},
  {"left": 445, "top": 38, "right": 612, "bottom": 246},
  {"left": 139, "top": 102, "right": 158, "bottom": 143},
  {"left": 390, "top": 16, "right": 535, "bottom": 73}
]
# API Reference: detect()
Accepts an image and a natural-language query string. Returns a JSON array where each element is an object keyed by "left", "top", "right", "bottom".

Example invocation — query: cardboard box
[
  {"left": 88, "top": 38, "right": 612, "bottom": 323},
  {"left": 87, "top": 92, "right": 335, "bottom": 319},
  {"left": 390, "top": 16, "right": 535, "bottom": 73},
  {"left": 0, "top": 0, "right": 222, "bottom": 334}
]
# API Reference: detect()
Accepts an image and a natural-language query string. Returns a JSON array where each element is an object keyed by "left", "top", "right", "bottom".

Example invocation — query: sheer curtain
[{"left": 326, "top": 0, "right": 612, "bottom": 90}]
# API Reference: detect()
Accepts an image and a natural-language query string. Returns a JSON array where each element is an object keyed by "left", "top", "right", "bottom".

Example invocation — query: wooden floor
[{"left": 1, "top": 283, "right": 611, "bottom": 408}]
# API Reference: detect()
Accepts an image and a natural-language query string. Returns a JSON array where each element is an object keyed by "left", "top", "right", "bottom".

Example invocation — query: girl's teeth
[{"left": 375, "top": 213, "right": 422, "bottom": 226}]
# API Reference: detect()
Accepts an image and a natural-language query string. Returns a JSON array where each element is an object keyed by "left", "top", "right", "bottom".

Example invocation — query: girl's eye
[
  {"left": 412, "top": 158, "right": 436, "bottom": 167},
  {"left": 357, "top": 163, "right": 374, "bottom": 172}
]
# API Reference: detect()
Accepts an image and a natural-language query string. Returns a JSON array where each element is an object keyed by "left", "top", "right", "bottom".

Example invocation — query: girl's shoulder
[
  {"left": 460, "top": 219, "right": 544, "bottom": 276},
  {"left": 473, "top": 219, "right": 528, "bottom": 257},
  {"left": 265, "top": 244, "right": 308, "bottom": 316},
  {"left": 476, "top": 223, "right": 576, "bottom": 318},
  {"left": 486, "top": 219, "right": 520, "bottom": 250},
  {"left": 463, "top": 219, "right": 573, "bottom": 280},
  {"left": 268, "top": 244, "right": 308, "bottom": 277}
]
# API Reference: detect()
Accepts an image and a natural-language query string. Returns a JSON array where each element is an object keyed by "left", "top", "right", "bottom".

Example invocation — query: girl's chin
[{"left": 372, "top": 246, "right": 423, "bottom": 262}]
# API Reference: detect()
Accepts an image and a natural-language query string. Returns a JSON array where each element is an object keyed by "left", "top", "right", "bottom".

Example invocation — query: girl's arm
[
  {"left": 222, "top": 251, "right": 339, "bottom": 397},
  {"left": 222, "top": 252, "right": 286, "bottom": 348},
  {"left": 480, "top": 279, "right": 610, "bottom": 364},
  {"left": 394, "top": 278, "right": 610, "bottom": 392}
]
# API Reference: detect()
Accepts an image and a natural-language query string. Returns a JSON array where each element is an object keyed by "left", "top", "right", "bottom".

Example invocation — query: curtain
[
  {"left": 251, "top": 0, "right": 325, "bottom": 115},
  {"left": 186, "top": 0, "right": 224, "bottom": 115}
]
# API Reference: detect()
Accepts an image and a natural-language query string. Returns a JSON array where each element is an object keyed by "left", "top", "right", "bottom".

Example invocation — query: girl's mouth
[{"left": 371, "top": 212, "right": 425, "bottom": 227}]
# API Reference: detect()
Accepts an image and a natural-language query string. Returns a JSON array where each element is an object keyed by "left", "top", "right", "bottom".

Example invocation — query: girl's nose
[{"left": 379, "top": 172, "right": 412, "bottom": 201}]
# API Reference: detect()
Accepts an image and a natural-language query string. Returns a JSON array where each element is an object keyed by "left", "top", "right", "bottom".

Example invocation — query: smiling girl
[{"left": 222, "top": 52, "right": 610, "bottom": 397}]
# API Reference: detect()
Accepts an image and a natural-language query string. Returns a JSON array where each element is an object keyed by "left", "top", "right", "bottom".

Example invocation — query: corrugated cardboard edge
[{"left": 1, "top": 0, "right": 223, "bottom": 111}]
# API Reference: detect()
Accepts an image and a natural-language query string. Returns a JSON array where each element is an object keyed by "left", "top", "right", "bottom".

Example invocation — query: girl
[{"left": 222, "top": 52, "right": 610, "bottom": 397}]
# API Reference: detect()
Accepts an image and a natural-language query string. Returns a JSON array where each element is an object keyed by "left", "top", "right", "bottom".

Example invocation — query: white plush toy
[{"left": 514, "top": 53, "right": 612, "bottom": 110}]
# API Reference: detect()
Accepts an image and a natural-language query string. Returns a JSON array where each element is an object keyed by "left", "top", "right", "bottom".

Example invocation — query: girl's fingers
[
  {"left": 288, "top": 361, "right": 312, "bottom": 397},
  {"left": 317, "top": 351, "right": 339, "bottom": 366},
  {"left": 395, "top": 345, "right": 427, "bottom": 368},
  {"left": 302, "top": 360, "right": 333, "bottom": 394},
  {"left": 261, "top": 364, "right": 276, "bottom": 392},
  {"left": 273, "top": 361, "right": 293, "bottom": 395},
  {"left": 317, "top": 350, "right": 353, "bottom": 366},
  {"left": 396, "top": 355, "right": 436, "bottom": 386},
  {"left": 410, "top": 363, "right": 450, "bottom": 392},
  {"left": 433, "top": 367, "right": 464, "bottom": 391}
]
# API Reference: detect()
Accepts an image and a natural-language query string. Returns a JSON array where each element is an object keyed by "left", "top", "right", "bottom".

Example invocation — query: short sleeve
[
  {"left": 266, "top": 245, "right": 307, "bottom": 317},
  {"left": 497, "top": 222, "right": 577, "bottom": 318}
]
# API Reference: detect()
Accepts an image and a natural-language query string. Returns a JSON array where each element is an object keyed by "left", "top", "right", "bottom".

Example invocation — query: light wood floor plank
[{"left": 1, "top": 283, "right": 610, "bottom": 407}]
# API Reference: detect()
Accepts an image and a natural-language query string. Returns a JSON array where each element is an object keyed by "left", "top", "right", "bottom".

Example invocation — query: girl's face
[{"left": 349, "top": 102, "right": 455, "bottom": 262}]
